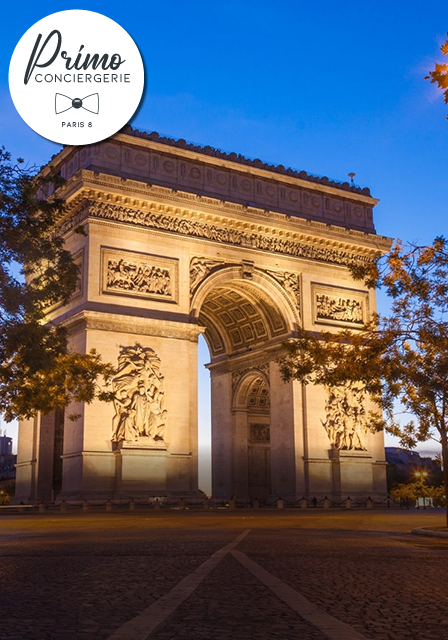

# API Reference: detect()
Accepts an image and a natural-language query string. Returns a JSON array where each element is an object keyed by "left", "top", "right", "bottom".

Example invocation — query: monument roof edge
[
  {"left": 116, "top": 126, "right": 375, "bottom": 199},
  {"left": 38, "top": 131, "right": 378, "bottom": 206}
]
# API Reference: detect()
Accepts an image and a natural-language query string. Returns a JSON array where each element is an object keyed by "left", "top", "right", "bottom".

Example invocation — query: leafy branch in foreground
[
  {"left": 0, "top": 147, "right": 113, "bottom": 422},
  {"left": 279, "top": 237, "right": 448, "bottom": 524},
  {"left": 425, "top": 34, "right": 448, "bottom": 118}
]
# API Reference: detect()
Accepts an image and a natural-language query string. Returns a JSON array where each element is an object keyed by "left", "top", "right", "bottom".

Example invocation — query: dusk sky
[{"left": 1, "top": 2, "right": 447, "bottom": 483}]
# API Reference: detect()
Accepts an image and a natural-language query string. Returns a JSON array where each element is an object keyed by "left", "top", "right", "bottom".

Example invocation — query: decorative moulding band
[
  {"left": 63, "top": 311, "right": 204, "bottom": 342},
  {"left": 61, "top": 200, "right": 378, "bottom": 269}
]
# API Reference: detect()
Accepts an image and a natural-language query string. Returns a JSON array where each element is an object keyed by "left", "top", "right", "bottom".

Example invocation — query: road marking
[
  {"left": 106, "top": 529, "right": 251, "bottom": 640},
  {"left": 231, "top": 549, "right": 369, "bottom": 640}
]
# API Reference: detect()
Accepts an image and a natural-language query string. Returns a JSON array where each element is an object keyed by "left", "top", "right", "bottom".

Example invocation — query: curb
[{"left": 411, "top": 527, "right": 448, "bottom": 539}]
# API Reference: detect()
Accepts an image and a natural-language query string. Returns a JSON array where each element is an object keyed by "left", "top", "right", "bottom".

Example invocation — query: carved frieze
[
  {"left": 312, "top": 284, "right": 368, "bottom": 327},
  {"left": 250, "top": 424, "right": 270, "bottom": 442},
  {"left": 112, "top": 344, "right": 167, "bottom": 447},
  {"left": 58, "top": 207, "right": 88, "bottom": 236},
  {"left": 321, "top": 382, "right": 371, "bottom": 451},
  {"left": 64, "top": 200, "right": 374, "bottom": 269},
  {"left": 102, "top": 248, "right": 178, "bottom": 303}
]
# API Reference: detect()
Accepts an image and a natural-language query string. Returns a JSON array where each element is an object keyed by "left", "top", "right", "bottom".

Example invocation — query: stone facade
[{"left": 15, "top": 129, "right": 391, "bottom": 503}]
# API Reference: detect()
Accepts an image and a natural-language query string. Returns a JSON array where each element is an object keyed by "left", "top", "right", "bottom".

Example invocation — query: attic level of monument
[{"left": 45, "top": 128, "right": 379, "bottom": 234}]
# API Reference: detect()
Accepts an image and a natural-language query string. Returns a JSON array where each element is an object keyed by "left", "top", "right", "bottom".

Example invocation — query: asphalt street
[{"left": 0, "top": 510, "right": 447, "bottom": 640}]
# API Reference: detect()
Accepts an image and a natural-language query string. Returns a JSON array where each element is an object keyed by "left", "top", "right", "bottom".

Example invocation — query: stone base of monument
[
  {"left": 330, "top": 449, "right": 375, "bottom": 502},
  {"left": 117, "top": 436, "right": 167, "bottom": 451},
  {"left": 114, "top": 447, "right": 169, "bottom": 496}
]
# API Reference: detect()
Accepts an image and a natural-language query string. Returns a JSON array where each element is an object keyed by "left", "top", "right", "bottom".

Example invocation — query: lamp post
[{"left": 414, "top": 470, "right": 428, "bottom": 509}]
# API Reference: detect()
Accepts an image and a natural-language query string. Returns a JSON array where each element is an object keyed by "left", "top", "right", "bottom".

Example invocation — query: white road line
[
  {"left": 231, "top": 549, "right": 369, "bottom": 640},
  {"left": 106, "top": 529, "right": 251, "bottom": 640}
]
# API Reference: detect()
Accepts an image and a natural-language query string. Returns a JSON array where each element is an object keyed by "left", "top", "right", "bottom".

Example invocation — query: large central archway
[
  {"left": 191, "top": 266, "right": 299, "bottom": 358},
  {"left": 191, "top": 265, "right": 300, "bottom": 501}
]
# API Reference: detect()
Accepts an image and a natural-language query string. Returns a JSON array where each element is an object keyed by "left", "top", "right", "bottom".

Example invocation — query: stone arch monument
[{"left": 15, "top": 128, "right": 390, "bottom": 503}]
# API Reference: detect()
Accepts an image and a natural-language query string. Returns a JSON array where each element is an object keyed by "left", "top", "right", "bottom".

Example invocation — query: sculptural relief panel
[
  {"left": 312, "top": 283, "right": 368, "bottom": 328},
  {"left": 111, "top": 344, "right": 167, "bottom": 448},
  {"left": 265, "top": 269, "right": 301, "bottom": 313},
  {"left": 250, "top": 424, "right": 270, "bottom": 442},
  {"left": 101, "top": 248, "right": 178, "bottom": 303},
  {"left": 321, "top": 382, "right": 372, "bottom": 451},
  {"left": 190, "top": 257, "right": 226, "bottom": 295}
]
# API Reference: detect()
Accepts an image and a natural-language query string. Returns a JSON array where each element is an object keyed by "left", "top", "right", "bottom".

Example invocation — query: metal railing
[{"left": 0, "top": 494, "right": 403, "bottom": 514}]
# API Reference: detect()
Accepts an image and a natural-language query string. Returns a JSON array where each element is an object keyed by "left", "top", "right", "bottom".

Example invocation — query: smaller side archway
[{"left": 232, "top": 370, "right": 271, "bottom": 502}]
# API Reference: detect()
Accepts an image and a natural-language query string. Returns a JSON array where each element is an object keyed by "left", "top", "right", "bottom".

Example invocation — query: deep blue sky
[{"left": 1, "top": 2, "right": 447, "bottom": 475}]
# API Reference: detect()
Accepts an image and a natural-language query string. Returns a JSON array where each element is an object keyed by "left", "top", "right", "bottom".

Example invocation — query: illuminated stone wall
[{"left": 15, "top": 131, "right": 390, "bottom": 502}]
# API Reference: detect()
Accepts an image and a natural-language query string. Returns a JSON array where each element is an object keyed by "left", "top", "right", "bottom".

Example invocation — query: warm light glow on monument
[{"left": 15, "top": 129, "right": 391, "bottom": 504}]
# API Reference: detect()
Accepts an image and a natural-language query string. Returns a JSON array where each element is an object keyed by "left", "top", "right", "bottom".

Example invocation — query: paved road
[{"left": 1, "top": 510, "right": 447, "bottom": 640}]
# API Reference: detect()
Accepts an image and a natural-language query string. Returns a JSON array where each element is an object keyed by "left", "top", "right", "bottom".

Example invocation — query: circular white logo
[{"left": 9, "top": 10, "right": 144, "bottom": 145}]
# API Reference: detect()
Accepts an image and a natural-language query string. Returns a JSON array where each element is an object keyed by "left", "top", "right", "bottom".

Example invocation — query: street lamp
[{"left": 414, "top": 470, "right": 428, "bottom": 509}]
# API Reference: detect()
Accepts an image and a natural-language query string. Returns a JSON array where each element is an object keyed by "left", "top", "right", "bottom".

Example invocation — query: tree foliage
[
  {"left": 279, "top": 237, "right": 448, "bottom": 523},
  {"left": 390, "top": 482, "right": 445, "bottom": 507},
  {"left": 0, "top": 147, "right": 113, "bottom": 422},
  {"left": 426, "top": 34, "right": 448, "bottom": 118}
]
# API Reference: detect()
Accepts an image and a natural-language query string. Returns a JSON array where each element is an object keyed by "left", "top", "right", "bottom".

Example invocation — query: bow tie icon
[{"left": 55, "top": 93, "right": 99, "bottom": 115}]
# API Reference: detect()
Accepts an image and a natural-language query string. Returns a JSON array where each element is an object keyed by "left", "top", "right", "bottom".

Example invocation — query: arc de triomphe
[{"left": 15, "top": 128, "right": 390, "bottom": 503}]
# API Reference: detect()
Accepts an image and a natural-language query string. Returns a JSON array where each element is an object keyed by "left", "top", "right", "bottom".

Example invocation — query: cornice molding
[{"left": 63, "top": 311, "right": 204, "bottom": 342}]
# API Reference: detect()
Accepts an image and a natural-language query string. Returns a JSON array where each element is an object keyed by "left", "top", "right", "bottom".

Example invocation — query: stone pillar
[
  {"left": 269, "top": 362, "right": 296, "bottom": 500},
  {"left": 34, "top": 412, "right": 57, "bottom": 501},
  {"left": 57, "top": 323, "right": 202, "bottom": 501},
  {"left": 15, "top": 412, "right": 58, "bottom": 503},
  {"left": 211, "top": 370, "right": 233, "bottom": 499},
  {"left": 14, "top": 415, "right": 39, "bottom": 503},
  {"left": 232, "top": 409, "right": 249, "bottom": 502}
]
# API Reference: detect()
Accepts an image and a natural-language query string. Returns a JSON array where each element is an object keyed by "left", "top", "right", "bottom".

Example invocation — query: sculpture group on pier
[{"left": 111, "top": 344, "right": 167, "bottom": 446}]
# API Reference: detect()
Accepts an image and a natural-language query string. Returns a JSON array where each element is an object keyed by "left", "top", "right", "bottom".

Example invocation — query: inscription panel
[
  {"left": 312, "top": 283, "right": 369, "bottom": 328},
  {"left": 101, "top": 247, "right": 179, "bottom": 303}
]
